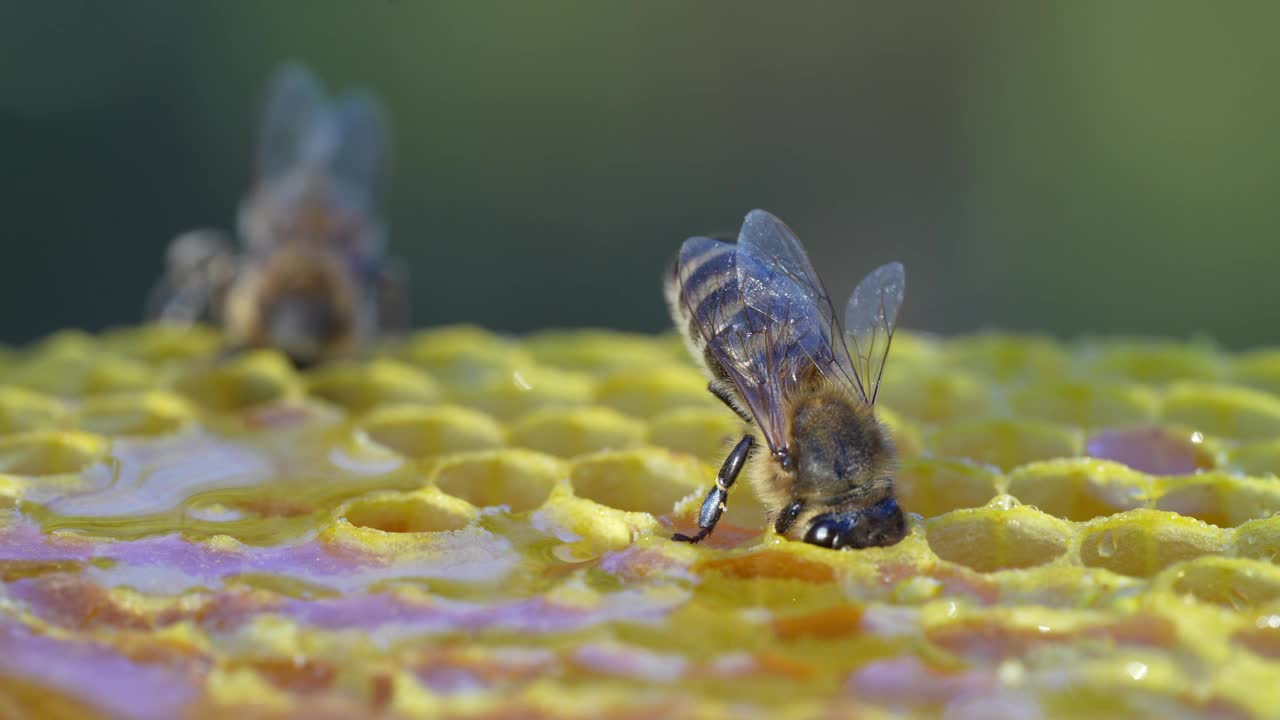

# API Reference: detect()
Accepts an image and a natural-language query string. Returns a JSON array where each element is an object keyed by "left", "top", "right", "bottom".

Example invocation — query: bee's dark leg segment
[
  {"left": 774, "top": 500, "right": 804, "bottom": 536},
  {"left": 707, "top": 381, "right": 752, "bottom": 423},
  {"left": 673, "top": 435, "right": 754, "bottom": 543}
]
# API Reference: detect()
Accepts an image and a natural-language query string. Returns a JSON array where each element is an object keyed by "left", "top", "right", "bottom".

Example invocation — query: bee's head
[
  {"left": 804, "top": 496, "right": 906, "bottom": 549},
  {"left": 263, "top": 295, "right": 340, "bottom": 368},
  {"left": 787, "top": 390, "right": 904, "bottom": 549},
  {"left": 253, "top": 250, "right": 356, "bottom": 367}
]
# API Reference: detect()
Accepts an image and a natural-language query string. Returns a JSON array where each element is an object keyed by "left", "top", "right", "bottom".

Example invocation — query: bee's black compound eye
[
  {"left": 804, "top": 514, "right": 857, "bottom": 550},
  {"left": 803, "top": 498, "right": 907, "bottom": 550}
]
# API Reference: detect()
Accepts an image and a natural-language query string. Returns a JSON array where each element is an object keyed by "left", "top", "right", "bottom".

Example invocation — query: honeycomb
[{"left": 2, "top": 325, "right": 1280, "bottom": 718}]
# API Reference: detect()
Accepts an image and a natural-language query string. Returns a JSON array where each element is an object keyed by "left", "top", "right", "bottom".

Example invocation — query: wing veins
[
  {"left": 844, "top": 261, "right": 904, "bottom": 407},
  {"left": 735, "top": 210, "right": 865, "bottom": 402}
]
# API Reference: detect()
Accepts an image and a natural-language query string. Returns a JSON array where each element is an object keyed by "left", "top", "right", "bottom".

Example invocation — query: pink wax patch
[
  {"left": 1085, "top": 426, "right": 1214, "bottom": 475},
  {"left": 0, "top": 622, "right": 200, "bottom": 720}
]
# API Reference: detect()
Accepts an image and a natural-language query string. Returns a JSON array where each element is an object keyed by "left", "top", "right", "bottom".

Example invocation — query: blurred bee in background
[
  {"left": 666, "top": 209, "right": 907, "bottom": 549},
  {"left": 149, "top": 63, "right": 407, "bottom": 367}
]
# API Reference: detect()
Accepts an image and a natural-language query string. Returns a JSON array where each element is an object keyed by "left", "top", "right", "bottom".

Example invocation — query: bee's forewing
[
  {"left": 255, "top": 63, "right": 329, "bottom": 183},
  {"left": 736, "top": 210, "right": 825, "bottom": 306},
  {"left": 675, "top": 236, "right": 835, "bottom": 454},
  {"left": 255, "top": 65, "right": 386, "bottom": 202},
  {"left": 735, "top": 209, "right": 861, "bottom": 398}
]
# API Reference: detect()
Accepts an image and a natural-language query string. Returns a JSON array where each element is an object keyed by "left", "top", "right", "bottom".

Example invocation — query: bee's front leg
[{"left": 673, "top": 435, "right": 754, "bottom": 543}]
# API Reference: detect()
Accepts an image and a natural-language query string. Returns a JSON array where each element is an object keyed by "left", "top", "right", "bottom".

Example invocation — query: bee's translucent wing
[
  {"left": 255, "top": 63, "right": 329, "bottom": 182},
  {"left": 256, "top": 64, "right": 386, "bottom": 198},
  {"left": 737, "top": 210, "right": 823, "bottom": 296},
  {"left": 735, "top": 209, "right": 861, "bottom": 396},
  {"left": 371, "top": 258, "right": 409, "bottom": 335},
  {"left": 145, "top": 230, "right": 237, "bottom": 325},
  {"left": 145, "top": 272, "right": 203, "bottom": 324},
  {"left": 844, "top": 261, "right": 905, "bottom": 405},
  {"left": 674, "top": 236, "right": 836, "bottom": 456},
  {"left": 329, "top": 91, "right": 387, "bottom": 208},
  {"left": 246, "top": 65, "right": 388, "bottom": 259}
]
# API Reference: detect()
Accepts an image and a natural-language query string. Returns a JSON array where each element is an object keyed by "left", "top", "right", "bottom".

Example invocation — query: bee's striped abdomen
[
  {"left": 667, "top": 234, "right": 840, "bottom": 457},
  {"left": 667, "top": 239, "right": 758, "bottom": 385}
]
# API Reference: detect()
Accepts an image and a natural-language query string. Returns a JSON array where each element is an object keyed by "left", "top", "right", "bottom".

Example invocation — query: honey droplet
[{"left": 1096, "top": 530, "right": 1117, "bottom": 559}]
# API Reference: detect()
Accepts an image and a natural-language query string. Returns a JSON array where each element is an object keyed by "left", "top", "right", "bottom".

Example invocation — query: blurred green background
[{"left": 1, "top": 3, "right": 1276, "bottom": 346}]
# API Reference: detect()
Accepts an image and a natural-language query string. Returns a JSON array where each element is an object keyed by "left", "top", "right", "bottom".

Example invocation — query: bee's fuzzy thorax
[{"left": 791, "top": 386, "right": 895, "bottom": 482}]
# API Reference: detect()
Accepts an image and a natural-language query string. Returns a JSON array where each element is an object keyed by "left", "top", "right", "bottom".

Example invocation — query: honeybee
[
  {"left": 666, "top": 209, "right": 907, "bottom": 549},
  {"left": 149, "top": 63, "right": 406, "bottom": 367}
]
